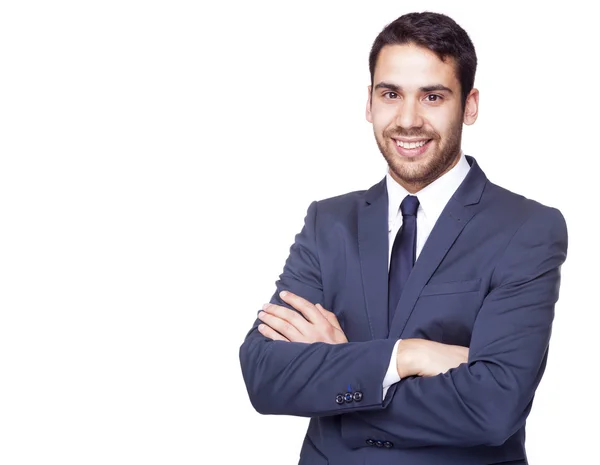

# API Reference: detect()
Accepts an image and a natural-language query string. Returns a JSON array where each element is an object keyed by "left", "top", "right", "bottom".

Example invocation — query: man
[{"left": 239, "top": 11, "right": 567, "bottom": 465}]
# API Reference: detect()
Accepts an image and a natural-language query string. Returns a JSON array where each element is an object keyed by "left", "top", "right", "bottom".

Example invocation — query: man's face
[{"left": 366, "top": 44, "right": 478, "bottom": 192}]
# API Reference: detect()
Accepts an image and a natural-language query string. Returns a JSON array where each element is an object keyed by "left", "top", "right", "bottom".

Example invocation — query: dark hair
[{"left": 369, "top": 12, "right": 477, "bottom": 107}]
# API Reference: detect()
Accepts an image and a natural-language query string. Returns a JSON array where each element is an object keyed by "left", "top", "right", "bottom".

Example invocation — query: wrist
[{"left": 396, "top": 339, "right": 418, "bottom": 378}]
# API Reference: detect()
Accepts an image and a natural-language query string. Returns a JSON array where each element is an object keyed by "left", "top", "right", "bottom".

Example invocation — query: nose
[{"left": 395, "top": 98, "right": 424, "bottom": 129}]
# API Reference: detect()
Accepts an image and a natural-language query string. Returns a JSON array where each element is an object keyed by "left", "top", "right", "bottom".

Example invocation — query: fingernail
[
  {"left": 262, "top": 303, "right": 269, "bottom": 310},
  {"left": 258, "top": 311, "right": 265, "bottom": 318},
  {"left": 258, "top": 324, "right": 265, "bottom": 331},
  {"left": 280, "top": 291, "right": 288, "bottom": 297}
]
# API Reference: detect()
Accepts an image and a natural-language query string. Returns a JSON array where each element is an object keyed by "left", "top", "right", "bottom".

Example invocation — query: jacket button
[
  {"left": 383, "top": 441, "right": 393, "bottom": 448},
  {"left": 375, "top": 440, "right": 384, "bottom": 447},
  {"left": 335, "top": 394, "right": 345, "bottom": 405},
  {"left": 366, "top": 439, "right": 375, "bottom": 446},
  {"left": 353, "top": 391, "right": 363, "bottom": 402},
  {"left": 344, "top": 393, "right": 353, "bottom": 403}
]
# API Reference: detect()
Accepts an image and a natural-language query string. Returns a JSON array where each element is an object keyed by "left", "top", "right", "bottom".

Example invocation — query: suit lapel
[
  {"left": 389, "top": 156, "right": 488, "bottom": 336},
  {"left": 357, "top": 178, "right": 389, "bottom": 340}
]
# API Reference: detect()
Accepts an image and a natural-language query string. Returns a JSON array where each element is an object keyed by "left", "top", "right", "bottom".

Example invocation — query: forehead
[{"left": 373, "top": 44, "right": 459, "bottom": 89}]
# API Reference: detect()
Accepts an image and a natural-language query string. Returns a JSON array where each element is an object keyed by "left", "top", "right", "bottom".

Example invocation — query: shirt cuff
[{"left": 382, "top": 339, "right": 402, "bottom": 400}]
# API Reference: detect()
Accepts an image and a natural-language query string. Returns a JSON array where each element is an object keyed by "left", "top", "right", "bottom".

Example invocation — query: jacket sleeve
[
  {"left": 239, "top": 200, "right": 397, "bottom": 417},
  {"left": 339, "top": 207, "right": 568, "bottom": 448}
]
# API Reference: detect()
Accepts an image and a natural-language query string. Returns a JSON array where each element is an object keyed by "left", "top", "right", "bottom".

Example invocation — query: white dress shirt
[{"left": 381, "top": 153, "right": 471, "bottom": 399}]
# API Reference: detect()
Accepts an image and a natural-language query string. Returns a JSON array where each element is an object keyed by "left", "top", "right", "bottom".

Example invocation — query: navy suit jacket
[{"left": 239, "top": 157, "right": 568, "bottom": 465}]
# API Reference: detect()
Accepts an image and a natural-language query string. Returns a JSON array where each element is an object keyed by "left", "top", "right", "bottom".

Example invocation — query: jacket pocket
[{"left": 420, "top": 278, "right": 481, "bottom": 297}]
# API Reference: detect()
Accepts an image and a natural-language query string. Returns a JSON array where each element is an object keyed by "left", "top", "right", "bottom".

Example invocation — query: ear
[
  {"left": 463, "top": 88, "right": 479, "bottom": 125},
  {"left": 366, "top": 85, "right": 373, "bottom": 123}
]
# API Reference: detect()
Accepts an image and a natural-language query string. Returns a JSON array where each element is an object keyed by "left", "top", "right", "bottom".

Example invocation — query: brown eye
[
  {"left": 384, "top": 92, "right": 398, "bottom": 99},
  {"left": 426, "top": 94, "right": 442, "bottom": 102}
]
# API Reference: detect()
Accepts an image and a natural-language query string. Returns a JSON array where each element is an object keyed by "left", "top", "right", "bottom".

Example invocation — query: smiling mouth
[
  {"left": 394, "top": 139, "right": 431, "bottom": 149},
  {"left": 392, "top": 138, "right": 433, "bottom": 157}
]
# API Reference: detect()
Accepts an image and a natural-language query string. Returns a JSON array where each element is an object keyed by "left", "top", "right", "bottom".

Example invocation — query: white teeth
[{"left": 396, "top": 139, "right": 428, "bottom": 148}]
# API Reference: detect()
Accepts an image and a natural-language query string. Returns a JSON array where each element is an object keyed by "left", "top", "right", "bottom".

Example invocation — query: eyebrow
[{"left": 373, "top": 82, "right": 454, "bottom": 94}]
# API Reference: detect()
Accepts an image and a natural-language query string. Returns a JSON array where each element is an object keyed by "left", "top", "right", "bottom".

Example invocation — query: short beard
[{"left": 375, "top": 119, "right": 462, "bottom": 191}]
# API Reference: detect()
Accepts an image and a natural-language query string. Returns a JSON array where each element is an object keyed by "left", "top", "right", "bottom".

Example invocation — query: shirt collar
[{"left": 386, "top": 151, "right": 471, "bottom": 224}]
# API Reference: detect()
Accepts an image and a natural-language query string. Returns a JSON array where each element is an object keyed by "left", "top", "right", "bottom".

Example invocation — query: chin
[
  {"left": 391, "top": 157, "right": 440, "bottom": 183},
  {"left": 392, "top": 149, "right": 433, "bottom": 167}
]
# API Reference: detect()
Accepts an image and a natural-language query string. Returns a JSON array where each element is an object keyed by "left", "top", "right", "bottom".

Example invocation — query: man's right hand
[{"left": 396, "top": 339, "right": 469, "bottom": 378}]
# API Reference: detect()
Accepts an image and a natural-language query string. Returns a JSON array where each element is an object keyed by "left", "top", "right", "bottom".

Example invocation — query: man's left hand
[{"left": 257, "top": 291, "right": 348, "bottom": 344}]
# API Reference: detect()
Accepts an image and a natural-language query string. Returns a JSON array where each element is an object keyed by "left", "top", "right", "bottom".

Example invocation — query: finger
[
  {"left": 315, "top": 303, "right": 342, "bottom": 331},
  {"left": 279, "top": 291, "right": 325, "bottom": 324},
  {"left": 258, "top": 311, "right": 305, "bottom": 342},
  {"left": 262, "top": 303, "right": 312, "bottom": 335},
  {"left": 257, "top": 323, "right": 289, "bottom": 342}
]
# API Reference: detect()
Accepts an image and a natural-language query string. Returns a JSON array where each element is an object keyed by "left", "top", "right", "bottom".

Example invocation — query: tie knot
[{"left": 400, "top": 195, "right": 419, "bottom": 217}]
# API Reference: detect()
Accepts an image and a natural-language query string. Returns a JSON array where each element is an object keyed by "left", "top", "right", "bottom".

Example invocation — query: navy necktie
[{"left": 388, "top": 195, "right": 420, "bottom": 325}]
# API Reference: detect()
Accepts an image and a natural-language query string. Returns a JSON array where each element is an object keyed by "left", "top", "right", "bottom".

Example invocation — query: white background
[{"left": 0, "top": 1, "right": 596, "bottom": 464}]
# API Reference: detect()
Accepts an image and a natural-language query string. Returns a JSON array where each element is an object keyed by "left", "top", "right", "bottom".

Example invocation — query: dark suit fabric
[{"left": 239, "top": 157, "right": 568, "bottom": 465}]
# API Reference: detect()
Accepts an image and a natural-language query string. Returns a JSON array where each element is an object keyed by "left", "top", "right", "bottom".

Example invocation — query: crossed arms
[
  {"left": 239, "top": 200, "right": 568, "bottom": 448},
  {"left": 257, "top": 291, "right": 469, "bottom": 379}
]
